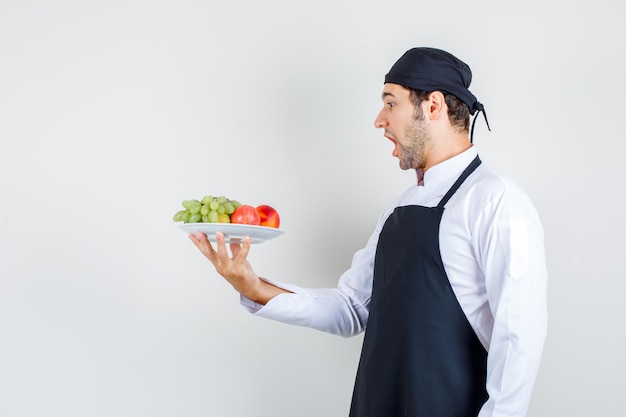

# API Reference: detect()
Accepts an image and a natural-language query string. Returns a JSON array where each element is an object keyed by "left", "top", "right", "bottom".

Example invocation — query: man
[{"left": 189, "top": 47, "right": 548, "bottom": 417}]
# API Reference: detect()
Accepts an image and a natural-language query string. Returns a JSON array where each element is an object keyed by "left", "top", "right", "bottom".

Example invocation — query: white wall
[{"left": 1, "top": 1, "right": 624, "bottom": 416}]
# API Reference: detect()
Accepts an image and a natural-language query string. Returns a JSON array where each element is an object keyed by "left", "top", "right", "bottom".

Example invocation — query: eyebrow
[{"left": 381, "top": 92, "right": 396, "bottom": 99}]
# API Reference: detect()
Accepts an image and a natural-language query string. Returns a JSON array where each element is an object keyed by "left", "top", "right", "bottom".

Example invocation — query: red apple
[
  {"left": 256, "top": 205, "right": 280, "bottom": 228},
  {"left": 230, "top": 205, "right": 261, "bottom": 225}
]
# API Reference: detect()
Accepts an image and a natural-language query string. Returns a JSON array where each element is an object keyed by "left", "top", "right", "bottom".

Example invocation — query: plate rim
[
  {"left": 178, "top": 222, "right": 284, "bottom": 232},
  {"left": 177, "top": 222, "right": 284, "bottom": 243}
]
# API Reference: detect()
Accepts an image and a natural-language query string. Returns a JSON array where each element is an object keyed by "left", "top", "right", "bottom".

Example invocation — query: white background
[{"left": 1, "top": 1, "right": 624, "bottom": 416}]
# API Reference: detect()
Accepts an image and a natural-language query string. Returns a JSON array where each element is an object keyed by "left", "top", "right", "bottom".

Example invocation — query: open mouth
[{"left": 384, "top": 133, "right": 398, "bottom": 157}]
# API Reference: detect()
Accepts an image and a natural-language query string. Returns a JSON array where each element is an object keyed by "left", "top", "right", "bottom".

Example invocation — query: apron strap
[{"left": 437, "top": 155, "right": 482, "bottom": 209}]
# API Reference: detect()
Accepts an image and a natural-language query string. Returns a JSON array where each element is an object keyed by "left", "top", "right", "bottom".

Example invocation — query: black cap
[{"left": 384, "top": 47, "right": 490, "bottom": 141}]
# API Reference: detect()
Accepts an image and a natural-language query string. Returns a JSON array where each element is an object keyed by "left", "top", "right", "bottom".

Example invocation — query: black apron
[{"left": 349, "top": 156, "right": 488, "bottom": 417}]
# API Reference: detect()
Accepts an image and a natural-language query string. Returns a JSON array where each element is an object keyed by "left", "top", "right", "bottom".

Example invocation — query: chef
[{"left": 189, "top": 47, "right": 548, "bottom": 417}]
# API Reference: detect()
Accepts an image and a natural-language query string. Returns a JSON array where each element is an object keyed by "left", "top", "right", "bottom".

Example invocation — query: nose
[{"left": 374, "top": 109, "right": 387, "bottom": 129}]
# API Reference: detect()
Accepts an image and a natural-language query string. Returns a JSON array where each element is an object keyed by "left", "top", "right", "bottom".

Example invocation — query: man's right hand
[{"left": 188, "top": 231, "right": 289, "bottom": 304}]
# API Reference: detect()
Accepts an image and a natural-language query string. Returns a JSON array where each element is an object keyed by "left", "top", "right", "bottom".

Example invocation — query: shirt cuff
[{"left": 239, "top": 277, "right": 307, "bottom": 314}]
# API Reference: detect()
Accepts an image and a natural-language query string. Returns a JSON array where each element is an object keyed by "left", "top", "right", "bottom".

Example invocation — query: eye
[{"left": 387, "top": 102, "right": 395, "bottom": 108}]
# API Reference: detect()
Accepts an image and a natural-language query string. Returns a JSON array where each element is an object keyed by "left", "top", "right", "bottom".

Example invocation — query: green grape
[
  {"left": 175, "top": 195, "right": 246, "bottom": 223},
  {"left": 173, "top": 210, "right": 187, "bottom": 222},
  {"left": 187, "top": 199, "right": 202, "bottom": 214},
  {"left": 223, "top": 202, "right": 235, "bottom": 214}
]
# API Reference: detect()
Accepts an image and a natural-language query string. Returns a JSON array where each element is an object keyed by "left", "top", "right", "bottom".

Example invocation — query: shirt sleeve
[
  {"left": 476, "top": 185, "right": 549, "bottom": 417},
  {"left": 239, "top": 224, "right": 383, "bottom": 338}
]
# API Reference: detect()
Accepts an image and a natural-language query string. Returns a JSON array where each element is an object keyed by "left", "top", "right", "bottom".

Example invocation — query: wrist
[{"left": 241, "top": 278, "right": 290, "bottom": 306}]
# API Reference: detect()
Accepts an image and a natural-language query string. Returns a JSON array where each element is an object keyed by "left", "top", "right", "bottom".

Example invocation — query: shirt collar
[{"left": 421, "top": 146, "right": 478, "bottom": 188}]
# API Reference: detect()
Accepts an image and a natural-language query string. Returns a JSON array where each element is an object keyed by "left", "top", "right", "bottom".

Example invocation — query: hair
[{"left": 408, "top": 88, "right": 470, "bottom": 133}]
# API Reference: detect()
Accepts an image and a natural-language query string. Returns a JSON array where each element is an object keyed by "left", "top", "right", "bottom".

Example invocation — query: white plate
[{"left": 178, "top": 222, "right": 284, "bottom": 244}]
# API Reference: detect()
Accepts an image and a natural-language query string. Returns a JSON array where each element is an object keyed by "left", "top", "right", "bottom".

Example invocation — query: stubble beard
[{"left": 399, "top": 116, "right": 430, "bottom": 171}]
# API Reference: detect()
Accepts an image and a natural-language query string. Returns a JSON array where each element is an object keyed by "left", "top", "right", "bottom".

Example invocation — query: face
[{"left": 374, "top": 83, "right": 431, "bottom": 170}]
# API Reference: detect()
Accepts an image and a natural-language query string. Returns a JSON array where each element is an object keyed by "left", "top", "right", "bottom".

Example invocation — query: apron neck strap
[{"left": 437, "top": 156, "right": 482, "bottom": 209}]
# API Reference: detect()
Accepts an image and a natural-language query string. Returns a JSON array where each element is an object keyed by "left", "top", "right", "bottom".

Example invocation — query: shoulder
[
  {"left": 447, "top": 163, "right": 542, "bottom": 225},
  {"left": 463, "top": 164, "right": 532, "bottom": 204}
]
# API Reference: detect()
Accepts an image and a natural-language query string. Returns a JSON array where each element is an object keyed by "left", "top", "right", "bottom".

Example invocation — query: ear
[{"left": 426, "top": 91, "right": 446, "bottom": 121}]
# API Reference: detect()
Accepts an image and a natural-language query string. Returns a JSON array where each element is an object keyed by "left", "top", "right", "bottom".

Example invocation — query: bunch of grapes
[{"left": 172, "top": 195, "right": 242, "bottom": 223}]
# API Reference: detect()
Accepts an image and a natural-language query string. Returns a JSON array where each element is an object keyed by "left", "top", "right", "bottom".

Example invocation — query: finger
[
  {"left": 214, "top": 232, "right": 231, "bottom": 260},
  {"left": 188, "top": 233, "right": 199, "bottom": 244},
  {"left": 188, "top": 232, "right": 206, "bottom": 249},
  {"left": 230, "top": 241, "right": 242, "bottom": 257},
  {"left": 232, "top": 236, "right": 252, "bottom": 266},
  {"left": 189, "top": 232, "right": 217, "bottom": 260}
]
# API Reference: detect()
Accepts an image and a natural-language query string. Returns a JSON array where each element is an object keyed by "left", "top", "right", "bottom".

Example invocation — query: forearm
[
  {"left": 241, "top": 277, "right": 292, "bottom": 305},
  {"left": 481, "top": 233, "right": 548, "bottom": 415},
  {"left": 241, "top": 280, "right": 368, "bottom": 337},
  {"left": 238, "top": 228, "right": 378, "bottom": 337},
  {"left": 480, "top": 307, "right": 547, "bottom": 417}
]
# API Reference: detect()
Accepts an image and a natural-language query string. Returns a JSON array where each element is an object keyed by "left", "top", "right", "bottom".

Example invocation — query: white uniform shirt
[{"left": 242, "top": 147, "right": 548, "bottom": 417}]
